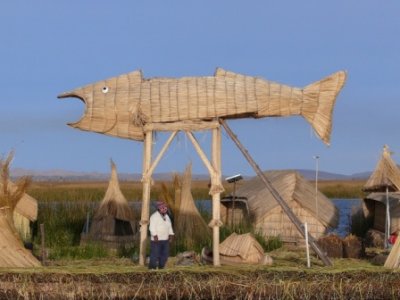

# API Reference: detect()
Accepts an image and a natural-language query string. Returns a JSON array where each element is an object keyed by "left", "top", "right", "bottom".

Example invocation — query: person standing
[{"left": 148, "top": 201, "right": 174, "bottom": 269}]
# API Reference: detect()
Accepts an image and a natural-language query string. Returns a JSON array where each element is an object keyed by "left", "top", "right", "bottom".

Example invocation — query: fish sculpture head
[{"left": 58, "top": 70, "right": 145, "bottom": 141}]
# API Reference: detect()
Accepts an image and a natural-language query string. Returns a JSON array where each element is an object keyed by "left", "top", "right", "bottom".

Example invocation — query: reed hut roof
[
  {"left": 0, "top": 180, "right": 37, "bottom": 221},
  {"left": 364, "top": 192, "right": 400, "bottom": 206},
  {"left": 363, "top": 145, "right": 400, "bottom": 192},
  {"left": 0, "top": 208, "right": 40, "bottom": 267},
  {"left": 235, "top": 170, "right": 338, "bottom": 228},
  {"left": 93, "top": 160, "right": 134, "bottom": 222}
]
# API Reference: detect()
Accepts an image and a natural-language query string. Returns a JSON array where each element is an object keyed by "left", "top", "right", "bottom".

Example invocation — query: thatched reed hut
[
  {"left": 81, "top": 161, "right": 138, "bottom": 249},
  {"left": 362, "top": 145, "right": 400, "bottom": 247},
  {"left": 221, "top": 170, "right": 339, "bottom": 244}
]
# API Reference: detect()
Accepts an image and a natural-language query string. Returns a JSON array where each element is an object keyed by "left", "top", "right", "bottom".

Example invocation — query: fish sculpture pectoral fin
[{"left": 301, "top": 71, "right": 347, "bottom": 145}]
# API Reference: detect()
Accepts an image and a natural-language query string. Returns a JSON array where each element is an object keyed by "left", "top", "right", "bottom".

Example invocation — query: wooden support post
[
  {"left": 139, "top": 131, "right": 153, "bottom": 266},
  {"left": 211, "top": 127, "right": 222, "bottom": 266},
  {"left": 219, "top": 119, "right": 332, "bottom": 266},
  {"left": 186, "top": 130, "right": 222, "bottom": 266}
]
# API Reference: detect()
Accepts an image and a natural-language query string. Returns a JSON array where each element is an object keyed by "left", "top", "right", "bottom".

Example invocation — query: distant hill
[
  {"left": 10, "top": 167, "right": 371, "bottom": 182},
  {"left": 295, "top": 169, "right": 370, "bottom": 180}
]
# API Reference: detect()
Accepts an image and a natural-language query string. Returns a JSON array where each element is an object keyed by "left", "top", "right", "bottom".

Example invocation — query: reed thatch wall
[
  {"left": 220, "top": 198, "right": 249, "bottom": 226},
  {"left": 363, "top": 192, "right": 400, "bottom": 234},
  {"left": 225, "top": 170, "right": 338, "bottom": 244}
]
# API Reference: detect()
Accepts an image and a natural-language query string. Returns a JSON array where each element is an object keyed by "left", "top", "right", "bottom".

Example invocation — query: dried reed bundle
[
  {"left": 0, "top": 152, "right": 39, "bottom": 267},
  {"left": 317, "top": 234, "right": 343, "bottom": 258},
  {"left": 384, "top": 233, "right": 400, "bottom": 268},
  {"left": 174, "top": 164, "right": 210, "bottom": 250},
  {"left": 342, "top": 234, "right": 364, "bottom": 258},
  {"left": 0, "top": 151, "right": 32, "bottom": 212},
  {"left": 93, "top": 160, "right": 135, "bottom": 221}
]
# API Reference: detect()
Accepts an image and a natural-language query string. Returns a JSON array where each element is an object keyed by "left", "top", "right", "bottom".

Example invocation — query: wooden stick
[
  {"left": 219, "top": 118, "right": 332, "bottom": 266},
  {"left": 185, "top": 132, "right": 215, "bottom": 176},
  {"left": 211, "top": 126, "right": 222, "bottom": 266},
  {"left": 145, "top": 131, "right": 178, "bottom": 178},
  {"left": 40, "top": 223, "right": 46, "bottom": 265},
  {"left": 139, "top": 131, "right": 153, "bottom": 266}
]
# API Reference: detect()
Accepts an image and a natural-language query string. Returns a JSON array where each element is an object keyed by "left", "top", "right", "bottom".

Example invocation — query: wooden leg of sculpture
[
  {"left": 186, "top": 130, "right": 221, "bottom": 266},
  {"left": 139, "top": 131, "right": 153, "bottom": 266},
  {"left": 211, "top": 126, "right": 222, "bottom": 266}
]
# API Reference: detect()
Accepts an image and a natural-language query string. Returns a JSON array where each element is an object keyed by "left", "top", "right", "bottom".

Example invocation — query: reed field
[
  {"left": 25, "top": 178, "right": 366, "bottom": 260},
  {"left": 2, "top": 178, "right": 391, "bottom": 299}
]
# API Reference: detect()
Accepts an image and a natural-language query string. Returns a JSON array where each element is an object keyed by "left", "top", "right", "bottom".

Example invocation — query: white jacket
[{"left": 149, "top": 211, "right": 174, "bottom": 241}]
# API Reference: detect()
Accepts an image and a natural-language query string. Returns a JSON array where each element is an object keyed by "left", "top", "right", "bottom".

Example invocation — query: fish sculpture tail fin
[{"left": 301, "top": 71, "right": 347, "bottom": 145}]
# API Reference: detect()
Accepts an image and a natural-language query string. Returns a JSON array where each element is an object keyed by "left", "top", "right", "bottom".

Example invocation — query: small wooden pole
[
  {"left": 220, "top": 119, "right": 332, "bottom": 266},
  {"left": 85, "top": 212, "right": 90, "bottom": 234},
  {"left": 139, "top": 131, "right": 153, "bottom": 266},
  {"left": 40, "top": 223, "right": 46, "bottom": 265},
  {"left": 385, "top": 185, "right": 390, "bottom": 249},
  {"left": 305, "top": 222, "right": 311, "bottom": 268}
]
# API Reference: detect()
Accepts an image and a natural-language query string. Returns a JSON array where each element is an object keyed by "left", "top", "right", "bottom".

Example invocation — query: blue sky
[{"left": 1, "top": 1, "right": 399, "bottom": 177}]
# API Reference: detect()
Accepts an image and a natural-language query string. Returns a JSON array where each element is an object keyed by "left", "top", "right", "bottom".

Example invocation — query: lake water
[{"left": 330, "top": 198, "right": 362, "bottom": 237}]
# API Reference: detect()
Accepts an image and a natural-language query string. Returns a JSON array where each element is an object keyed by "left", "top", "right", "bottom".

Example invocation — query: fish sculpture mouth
[
  {"left": 57, "top": 91, "right": 89, "bottom": 128},
  {"left": 57, "top": 92, "right": 84, "bottom": 102}
]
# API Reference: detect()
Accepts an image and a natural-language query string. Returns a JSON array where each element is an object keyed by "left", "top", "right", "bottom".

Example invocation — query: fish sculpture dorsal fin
[
  {"left": 214, "top": 67, "right": 241, "bottom": 79},
  {"left": 127, "top": 70, "right": 143, "bottom": 83}
]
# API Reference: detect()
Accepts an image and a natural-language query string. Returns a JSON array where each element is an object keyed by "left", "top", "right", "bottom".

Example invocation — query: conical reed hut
[
  {"left": 221, "top": 170, "right": 339, "bottom": 245},
  {"left": 362, "top": 145, "right": 400, "bottom": 248},
  {"left": 172, "top": 163, "right": 211, "bottom": 250},
  {"left": 81, "top": 160, "right": 138, "bottom": 249},
  {"left": 0, "top": 152, "right": 40, "bottom": 267}
]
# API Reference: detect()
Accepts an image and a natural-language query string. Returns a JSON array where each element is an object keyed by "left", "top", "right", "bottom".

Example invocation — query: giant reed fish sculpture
[{"left": 58, "top": 68, "right": 346, "bottom": 144}]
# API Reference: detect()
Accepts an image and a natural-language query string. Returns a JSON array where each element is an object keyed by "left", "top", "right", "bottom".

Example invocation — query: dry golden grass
[{"left": 28, "top": 178, "right": 365, "bottom": 202}]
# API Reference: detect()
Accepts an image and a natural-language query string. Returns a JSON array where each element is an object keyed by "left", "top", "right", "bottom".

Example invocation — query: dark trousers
[{"left": 149, "top": 240, "right": 169, "bottom": 269}]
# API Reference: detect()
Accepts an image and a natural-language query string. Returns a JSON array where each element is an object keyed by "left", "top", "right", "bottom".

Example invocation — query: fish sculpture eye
[{"left": 102, "top": 86, "right": 109, "bottom": 94}]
